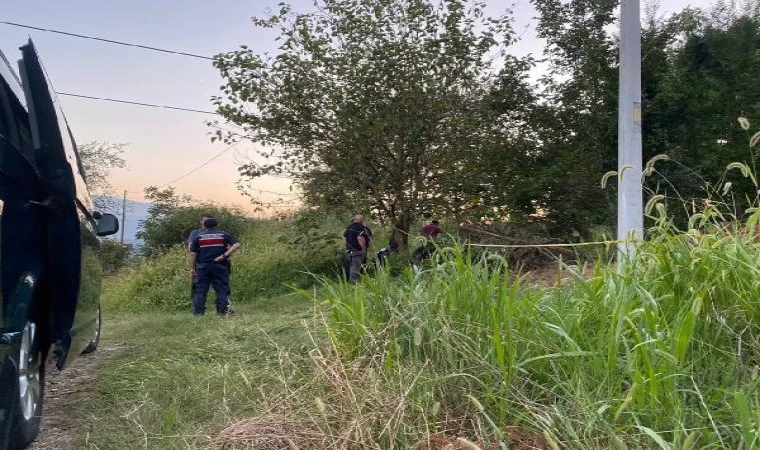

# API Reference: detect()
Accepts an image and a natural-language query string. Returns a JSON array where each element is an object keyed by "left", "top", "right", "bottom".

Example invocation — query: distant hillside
[{"left": 96, "top": 197, "right": 151, "bottom": 247}]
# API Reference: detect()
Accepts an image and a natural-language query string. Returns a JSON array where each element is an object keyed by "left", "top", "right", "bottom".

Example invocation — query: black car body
[{"left": 0, "top": 41, "right": 118, "bottom": 450}]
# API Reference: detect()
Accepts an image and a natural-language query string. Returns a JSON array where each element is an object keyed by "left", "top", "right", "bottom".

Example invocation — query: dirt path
[{"left": 28, "top": 345, "right": 121, "bottom": 450}]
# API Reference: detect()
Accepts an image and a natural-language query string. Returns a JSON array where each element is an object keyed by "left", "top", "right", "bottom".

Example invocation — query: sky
[{"left": 0, "top": 0, "right": 717, "bottom": 213}]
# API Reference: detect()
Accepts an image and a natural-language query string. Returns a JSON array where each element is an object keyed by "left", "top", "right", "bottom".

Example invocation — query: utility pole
[
  {"left": 120, "top": 189, "right": 127, "bottom": 244},
  {"left": 617, "top": 0, "right": 643, "bottom": 259}
]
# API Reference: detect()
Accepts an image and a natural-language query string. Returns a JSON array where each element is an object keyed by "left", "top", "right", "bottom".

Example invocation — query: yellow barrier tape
[{"left": 465, "top": 240, "right": 626, "bottom": 249}]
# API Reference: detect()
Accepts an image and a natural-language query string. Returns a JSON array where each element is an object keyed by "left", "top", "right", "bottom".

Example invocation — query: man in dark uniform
[
  {"left": 188, "top": 213, "right": 214, "bottom": 305},
  {"left": 188, "top": 213, "right": 235, "bottom": 312},
  {"left": 343, "top": 214, "right": 368, "bottom": 284},
  {"left": 189, "top": 217, "right": 241, "bottom": 315}
]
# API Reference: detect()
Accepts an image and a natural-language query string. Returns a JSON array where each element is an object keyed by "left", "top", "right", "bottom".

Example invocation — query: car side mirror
[{"left": 95, "top": 213, "right": 119, "bottom": 237}]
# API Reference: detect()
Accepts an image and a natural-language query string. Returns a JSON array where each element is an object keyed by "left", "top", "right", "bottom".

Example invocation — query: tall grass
[{"left": 318, "top": 216, "right": 760, "bottom": 448}]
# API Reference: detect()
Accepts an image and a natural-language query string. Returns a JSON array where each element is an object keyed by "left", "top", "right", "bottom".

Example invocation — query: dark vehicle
[{"left": 0, "top": 41, "right": 119, "bottom": 449}]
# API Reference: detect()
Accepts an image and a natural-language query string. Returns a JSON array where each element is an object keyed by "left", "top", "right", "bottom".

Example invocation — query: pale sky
[{"left": 0, "top": 0, "right": 716, "bottom": 212}]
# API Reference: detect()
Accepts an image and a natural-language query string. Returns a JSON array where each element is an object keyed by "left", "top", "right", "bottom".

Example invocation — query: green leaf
[
  {"left": 674, "top": 311, "right": 696, "bottom": 363},
  {"left": 636, "top": 426, "right": 673, "bottom": 450}
]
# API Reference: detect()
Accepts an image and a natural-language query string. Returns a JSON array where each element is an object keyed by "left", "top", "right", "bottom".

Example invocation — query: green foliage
[
  {"left": 479, "top": 3, "right": 760, "bottom": 237},
  {"left": 643, "top": 12, "right": 760, "bottom": 225},
  {"left": 209, "top": 1, "right": 760, "bottom": 241},
  {"left": 212, "top": 0, "right": 531, "bottom": 249},
  {"left": 276, "top": 210, "right": 344, "bottom": 254},
  {"left": 99, "top": 240, "right": 133, "bottom": 274}
]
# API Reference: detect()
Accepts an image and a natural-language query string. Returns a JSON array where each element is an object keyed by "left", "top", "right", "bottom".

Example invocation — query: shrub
[{"left": 99, "top": 240, "right": 133, "bottom": 274}]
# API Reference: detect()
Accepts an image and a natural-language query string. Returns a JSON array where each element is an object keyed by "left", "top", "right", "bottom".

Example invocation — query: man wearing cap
[{"left": 189, "top": 217, "right": 241, "bottom": 315}]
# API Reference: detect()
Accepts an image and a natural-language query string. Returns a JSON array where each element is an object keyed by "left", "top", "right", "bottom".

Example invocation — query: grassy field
[
  {"left": 57, "top": 214, "right": 760, "bottom": 449},
  {"left": 71, "top": 294, "right": 318, "bottom": 449}
]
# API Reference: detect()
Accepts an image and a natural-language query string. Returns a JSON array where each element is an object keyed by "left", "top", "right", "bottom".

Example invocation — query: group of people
[
  {"left": 185, "top": 212, "right": 441, "bottom": 313},
  {"left": 187, "top": 214, "right": 241, "bottom": 316},
  {"left": 343, "top": 215, "right": 442, "bottom": 284}
]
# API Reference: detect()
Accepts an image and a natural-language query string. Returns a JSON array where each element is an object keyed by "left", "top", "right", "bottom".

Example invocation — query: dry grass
[{"left": 213, "top": 414, "right": 326, "bottom": 450}]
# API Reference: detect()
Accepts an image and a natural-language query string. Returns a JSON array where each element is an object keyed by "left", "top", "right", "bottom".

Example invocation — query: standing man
[
  {"left": 188, "top": 213, "right": 214, "bottom": 307},
  {"left": 189, "top": 217, "right": 241, "bottom": 316},
  {"left": 344, "top": 215, "right": 368, "bottom": 284},
  {"left": 189, "top": 213, "right": 235, "bottom": 312}
]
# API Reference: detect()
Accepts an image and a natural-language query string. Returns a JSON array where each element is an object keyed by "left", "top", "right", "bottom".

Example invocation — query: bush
[
  {"left": 99, "top": 240, "right": 133, "bottom": 274},
  {"left": 137, "top": 204, "right": 250, "bottom": 256}
]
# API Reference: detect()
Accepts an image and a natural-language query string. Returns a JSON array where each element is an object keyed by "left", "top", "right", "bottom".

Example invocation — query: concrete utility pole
[
  {"left": 617, "top": 0, "right": 643, "bottom": 259},
  {"left": 120, "top": 189, "right": 127, "bottom": 244}
]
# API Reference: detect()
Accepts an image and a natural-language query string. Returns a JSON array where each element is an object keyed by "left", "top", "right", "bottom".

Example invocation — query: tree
[
  {"left": 643, "top": 11, "right": 760, "bottom": 222},
  {"left": 501, "top": 1, "right": 759, "bottom": 236},
  {"left": 212, "top": 0, "right": 527, "bottom": 250},
  {"left": 136, "top": 186, "right": 249, "bottom": 256},
  {"left": 78, "top": 141, "right": 127, "bottom": 211},
  {"left": 516, "top": 0, "right": 620, "bottom": 236}
]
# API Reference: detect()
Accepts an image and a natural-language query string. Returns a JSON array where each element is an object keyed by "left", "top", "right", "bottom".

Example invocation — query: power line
[
  {"left": 0, "top": 21, "right": 213, "bottom": 61},
  {"left": 157, "top": 142, "right": 240, "bottom": 188},
  {"left": 56, "top": 92, "right": 218, "bottom": 115},
  {"left": 252, "top": 188, "right": 299, "bottom": 196}
]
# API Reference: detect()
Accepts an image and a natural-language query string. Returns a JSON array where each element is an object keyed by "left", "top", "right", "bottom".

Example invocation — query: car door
[{"left": 18, "top": 40, "right": 100, "bottom": 368}]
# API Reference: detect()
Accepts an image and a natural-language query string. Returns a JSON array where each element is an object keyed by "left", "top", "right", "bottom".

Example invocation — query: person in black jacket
[{"left": 343, "top": 215, "right": 369, "bottom": 284}]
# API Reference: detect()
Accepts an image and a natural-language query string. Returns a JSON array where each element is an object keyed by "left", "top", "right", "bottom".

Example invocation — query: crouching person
[{"left": 189, "top": 217, "right": 241, "bottom": 316}]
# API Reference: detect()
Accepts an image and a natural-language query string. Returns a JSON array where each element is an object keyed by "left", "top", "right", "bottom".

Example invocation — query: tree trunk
[{"left": 393, "top": 210, "right": 412, "bottom": 252}]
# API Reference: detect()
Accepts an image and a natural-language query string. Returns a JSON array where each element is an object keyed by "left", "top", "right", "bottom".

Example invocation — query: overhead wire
[
  {"left": 0, "top": 21, "right": 213, "bottom": 61},
  {"left": 156, "top": 141, "right": 241, "bottom": 189},
  {"left": 0, "top": 21, "right": 294, "bottom": 209},
  {"left": 56, "top": 91, "right": 219, "bottom": 115},
  {"left": 252, "top": 188, "right": 299, "bottom": 197}
]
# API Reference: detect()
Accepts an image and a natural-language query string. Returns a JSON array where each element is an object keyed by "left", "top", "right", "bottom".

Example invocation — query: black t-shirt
[{"left": 344, "top": 223, "right": 368, "bottom": 251}]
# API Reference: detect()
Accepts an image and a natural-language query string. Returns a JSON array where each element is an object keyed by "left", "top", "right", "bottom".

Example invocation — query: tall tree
[
  {"left": 78, "top": 141, "right": 127, "bottom": 211},
  {"left": 212, "top": 0, "right": 526, "bottom": 249},
  {"left": 520, "top": 0, "right": 620, "bottom": 236},
  {"left": 508, "top": 1, "right": 760, "bottom": 235},
  {"left": 644, "top": 11, "right": 760, "bottom": 220}
]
